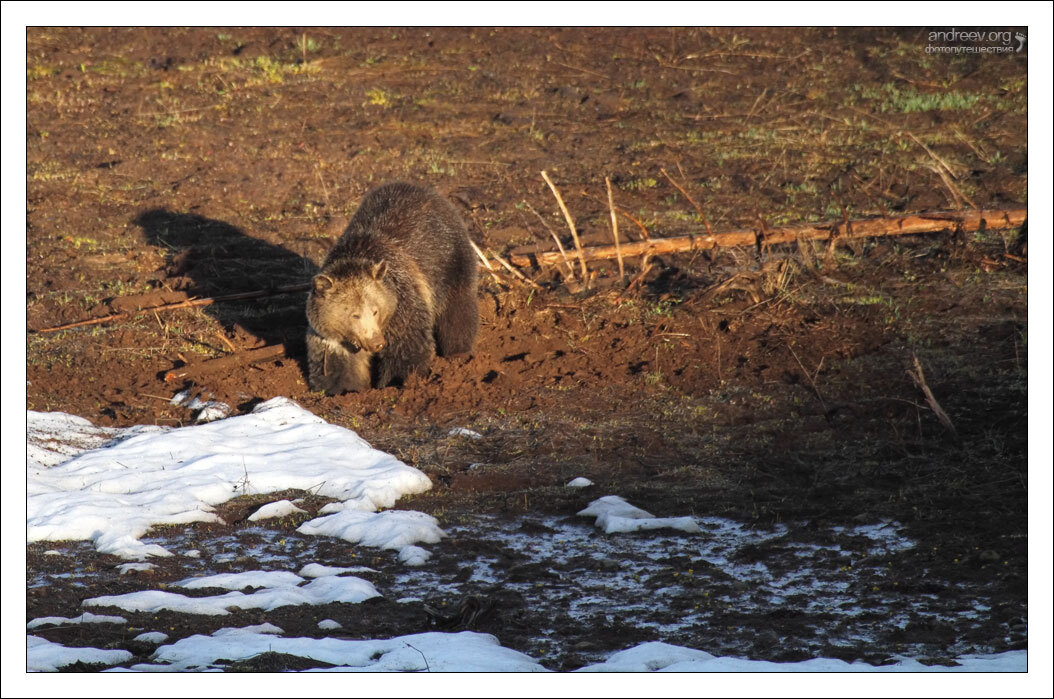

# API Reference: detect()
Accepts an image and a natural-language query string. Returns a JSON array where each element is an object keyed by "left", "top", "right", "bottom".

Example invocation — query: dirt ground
[{"left": 26, "top": 27, "right": 1028, "bottom": 670}]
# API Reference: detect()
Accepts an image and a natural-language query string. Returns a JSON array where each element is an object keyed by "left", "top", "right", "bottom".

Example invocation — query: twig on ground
[
  {"left": 163, "top": 344, "right": 288, "bottom": 383},
  {"left": 540, "top": 170, "right": 588, "bottom": 280},
  {"left": 787, "top": 343, "right": 828, "bottom": 414},
  {"left": 467, "top": 239, "right": 508, "bottom": 287},
  {"left": 37, "top": 283, "right": 312, "bottom": 333},
  {"left": 605, "top": 176, "right": 625, "bottom": 284},
  {"left": 504, "top": 207, "right": 1027, "bottom": 268},
  {"left": 524, "top": 200, "right": 576, "bottom": 280},
  {"left": 489, "top": 250, "right": 542, "bottom": 289},
  {"left": 908, "top": 352, "right": 960, "bottom": 442},
  {"left": 660, "top": 167, "right": 715, "bottom": 236}
]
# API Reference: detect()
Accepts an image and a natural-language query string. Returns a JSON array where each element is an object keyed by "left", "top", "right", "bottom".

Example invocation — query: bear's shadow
[{"left": 134, "top": 209, "right": 321, "bottom": 356}]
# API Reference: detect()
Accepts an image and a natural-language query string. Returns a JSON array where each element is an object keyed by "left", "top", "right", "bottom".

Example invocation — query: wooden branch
[
  {"left": 37, "top": 283, "right": 311, "bottom": 333},
  {"left": 660, "top": 167, "right": 714, "bottom": 237},
  {"left": 540, "top": 171, "right": 588, "bottom": 278},
  {"left": 506, "top": 208, "right": 1027, "bottom": 268},
  {"left": 524, "top": 200, "right": 576, "bottom": 280},
  {"left": 163, "top": 344, "right": 288, "bottom": 383},
  {"left": 908, "top": 352, "right": 959, "bottom": 442},
  {"left": 605, "top": 176, "right": 625, "bottom": 284}
]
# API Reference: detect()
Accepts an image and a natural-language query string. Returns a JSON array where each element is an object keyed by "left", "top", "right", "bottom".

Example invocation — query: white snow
[
  {"left": 447, "top": 427, "right": 482, "bottom": 439},
  {"left": 172, "top": 570, "right": 305, "bottom": 590},
  {"left": 318, "top": 619, "right": 343, "bottom": 630},
  {"left": 567, "top": 477, "right": 593, "bottom": 487},
  {"left": 143, "top": 629, "right": 548, "bottom": 672},
  {"left": 575, "top": 641, "right": 1028, "bottom": 673},
  {"left": 27, "top": 612, "right": 127, "bottom": 629},
  {"left": 298, "top": 563, "right": 377, "bottom": 578},
  {"left": 84, "top": 572, "right": 380, "bottom": 615},
  {"left": 27, "top": 635, "right": 133, "bottom": 672},
  {"left": 578, "top": 495, "right": 701, "bottom": 534},
  {"left": 26, "top": 397, "right": 434, "bottom": 560},
  {"left": 247, "top": 499, "right": 307, "bottom": 521},
  {"left": 117, "top": 562, "right": 156, "bottom": 575},
  {"left": 22, "top": 401, "right": 1032, "bottom": 676},
  {"left": 297, "top": 509, "right": 445, "bottom": 562},
  {"left": 133, "top": 632, "right": 169, "bottom": 644}
]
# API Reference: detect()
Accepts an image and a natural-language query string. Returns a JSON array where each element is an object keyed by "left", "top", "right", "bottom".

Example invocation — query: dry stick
[
  {"left": 605, "top": 176, "right": 625, "bottom": 284},
  {"left": 163, "top": 344, "right": 288, "bottom": 383},
  {"left": 505, "top": 207, "right": 1027, "bottom": 267},
  {"left": 489, "top": 250, "right": 542, "bottom": 289},
  {"left": 214, "top": 332, "right": 238, "bottom": 353},
  {"left": 524, "top": 201, "right": 576, "bottom": 280},
  {"left": 540, "top": 171, "right": 589, "bottom": 279},
  {"left": 906, "top": 131, "right": 978, "bottom": 210},
  {"left": 929, "top": 164, "right": 978, "bottom": 211},
  {"left": 314, "top": 165, "right": 331, "bottom": 208},
  {"left": 787, "top": 342, "right": 828, "bottom": 414},
  {"left": 905, "top": 131, "right": 964, "bottom": 179},
  {"left": 614, "top": 206, "right": 651, "bottom": 240},
  {"left": 467, "top": 239, "right": 508, "bottom": 287},
  {"left": 577, "top": 190, "right": 651, "bottom": 241},
  {"left": 623, "top": 254, "right": 654, "bottom": 295},
  {"left": 660, "top": 167, "right": 714, "bottom": 236},
  {"left": 37, "top": 283, "right": 312, "bottom": 333},
  {"left": 908, "top": 353, "right": 959, "bottom": 442}
]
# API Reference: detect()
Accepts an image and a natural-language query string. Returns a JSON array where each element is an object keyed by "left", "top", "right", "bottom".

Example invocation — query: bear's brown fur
[{"left": 306, "top": 182, "right": 479, "bottom": 394}]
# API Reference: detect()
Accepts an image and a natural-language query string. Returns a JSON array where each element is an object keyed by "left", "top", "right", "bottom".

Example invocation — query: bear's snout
[{"left": 360, "top": 336, "right": 386, "bottom": 353}]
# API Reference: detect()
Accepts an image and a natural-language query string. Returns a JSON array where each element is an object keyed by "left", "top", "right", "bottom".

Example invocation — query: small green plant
[
  {"left": 620, "top": 177, "right": 658, "bottom": 191},
  {"left": 364, "top": 87, "right": 393, "bottom": 107}
]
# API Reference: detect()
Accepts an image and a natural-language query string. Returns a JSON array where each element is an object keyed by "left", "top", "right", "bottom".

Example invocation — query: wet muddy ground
[{"left": 25, "top": 27, "right": 1028, "bottom": 670}]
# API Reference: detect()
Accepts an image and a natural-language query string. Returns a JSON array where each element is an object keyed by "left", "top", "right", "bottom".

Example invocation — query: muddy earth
[{"left": 26, "top": 27, "right": 1028, "bottom": 671}]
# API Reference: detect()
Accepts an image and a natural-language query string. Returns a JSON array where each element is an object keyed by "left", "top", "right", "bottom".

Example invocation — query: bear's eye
[
  {"left": 352, "top": 314, "right": 361, "bottom": 320},
  {"left": 373, "top": 309, "right": 379, "bottom": 317}
]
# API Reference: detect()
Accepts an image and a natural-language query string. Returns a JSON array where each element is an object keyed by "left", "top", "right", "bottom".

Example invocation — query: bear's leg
[
  {"left": 307, "top": 332, "right": 371, "bottom": 394},
  {"left": 373, "top": 329, "right": 435, "bottom": 388},
  {"left": 434, "top": 283, "right": 479, "bottom": 356}
]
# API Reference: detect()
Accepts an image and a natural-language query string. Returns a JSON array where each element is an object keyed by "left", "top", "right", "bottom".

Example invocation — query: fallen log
[
  {"left": 37, "top": 283, "right": 311, "bottom": 334},
  {"left": 163, "top": 344, "right": 289, "bottom": 383},
  {"left": 506, "top": 208, "right": 1027, "bottom": 268}
]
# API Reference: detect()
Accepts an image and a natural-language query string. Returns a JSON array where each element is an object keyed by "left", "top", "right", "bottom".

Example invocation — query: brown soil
[{"left": 26, "top": 27, "right": 1028, "bottom": 671}]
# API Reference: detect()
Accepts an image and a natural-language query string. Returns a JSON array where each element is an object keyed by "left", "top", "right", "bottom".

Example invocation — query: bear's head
[{"left": 307, "top": 260, "right": 397, "bottom": 354}]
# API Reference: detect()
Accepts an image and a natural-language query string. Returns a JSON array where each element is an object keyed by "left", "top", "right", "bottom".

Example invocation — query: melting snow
[
  {"left": 575, "top": 642, "right": 1028, "bottom": 673},
  {"left": 142, "top": 629, "right": 548, "bottom": 672},
  {"left": 26, "top": 397, "right": 434, "bottom": 560},
  {"left": 578, "top": 495, "right": 702, "bottom": 534},
  {"left": 83, "top": 572, "right": 380, "bottom": 615},
  {"left": 27, "top": 636, "right": 133, "bottom": 672},
  {"left": 247, "top": 499, "right": 307, "bottom": 521},
  {"left": 27, "top": 612, "right": 127, "bottom": 630}
]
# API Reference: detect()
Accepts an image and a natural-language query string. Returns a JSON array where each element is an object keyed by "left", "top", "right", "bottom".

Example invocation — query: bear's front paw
[{"left": 308, "top": 347, "right": 372, "bottom": 395}]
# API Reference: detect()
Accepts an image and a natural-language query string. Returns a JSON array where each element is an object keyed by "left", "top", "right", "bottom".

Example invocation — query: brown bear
[{"left": 306, "top": 182, "right": 479, "bottom": 394}]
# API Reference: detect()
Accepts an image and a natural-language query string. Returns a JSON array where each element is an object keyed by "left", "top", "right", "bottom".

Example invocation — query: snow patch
[
  {"left": 84, "top": 573, "right": 380, "bottom": 615},
  {"left": 27, "top": 612, "right": 127, "bottom": 630},
  {"left": 27, "top": 635, "right": 133, "bottom": 672},
  {"left": 133, "top": 632, "right": 169, "bottom": 644},
  {"left": 576, "top": 641, "right": 1028, "bottom": 673},
  {"left": 247, "top": 499, "right": 307, "bottom": 521},
  {"left": 578, "top": 495, "right": 701, "bottom": 534},
  {"left": 146, "top": 629, "right": 548, "bottom": 672},
  {"left": 297, "top": 509, "right": 445, "bottom": 562},
  {"left": 26, "top": 397, "right": 433, "bottom": 560},
  {"left": 447, "top": 427, "right": 482, "bottom": 439},
  {"left": 298, "top": 563, "right": 377, "bottom": 578}
]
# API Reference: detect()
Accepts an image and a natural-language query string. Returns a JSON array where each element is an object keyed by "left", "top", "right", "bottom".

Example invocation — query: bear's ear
[
  {"left": 371, "top": 260, "right": 388, "bottom": 280},
  {"left": 312, "top": 274, "right": 334, "bottom": 295}
]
